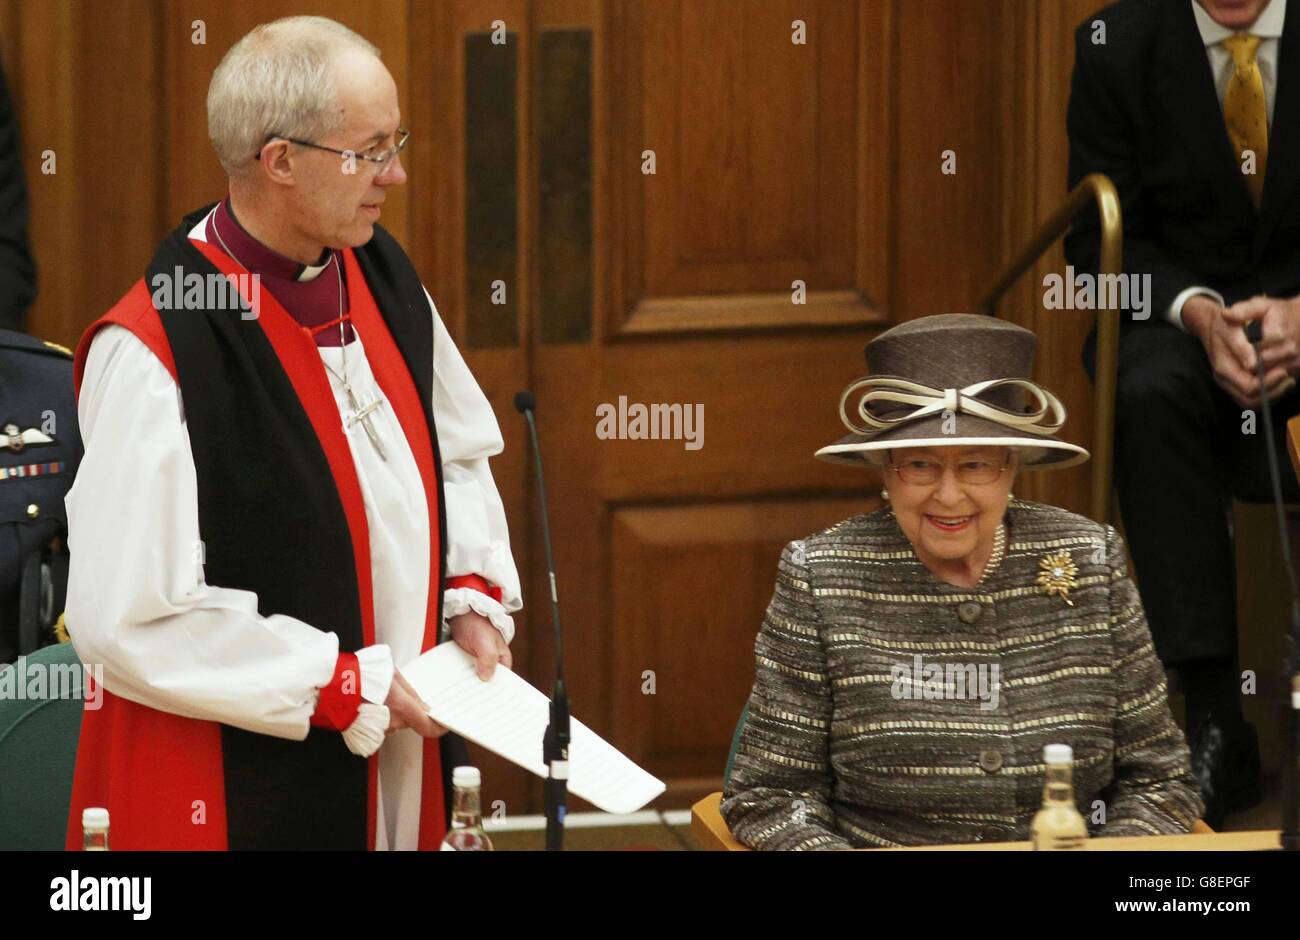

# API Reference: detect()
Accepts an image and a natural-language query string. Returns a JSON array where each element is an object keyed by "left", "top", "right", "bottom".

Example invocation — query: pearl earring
[{"left": 880, "top": 487, "right": 890, "bottom": 500}]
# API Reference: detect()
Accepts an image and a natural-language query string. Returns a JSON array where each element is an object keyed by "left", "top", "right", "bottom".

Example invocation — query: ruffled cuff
[
  {"left": 310, "top": 652, "right": 363, "bottom": 733},
  {"left": 342, "top": 702, "right": 390, "bottom": 757},
  {"left": 446, "top": 574, "right": 503, "bottom": 603},
  {"left": 356, "top": 643, "right": 394, "bottom": 705},
  {"left": 443, "top": 588, "right": 515, "bottom": 645},
  {"left": 311, "top": 647, "right": 393, "bottom": 758}
]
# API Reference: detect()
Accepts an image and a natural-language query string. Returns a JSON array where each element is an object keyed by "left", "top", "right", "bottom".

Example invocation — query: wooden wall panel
[
  {"left": 598, "top": 332, "right": 883, "bottom": 503},
  {"left": 644, "top": 0, "right": 849, "bottom": 290},
  {"left": 611, "top": 0, "right": 879, "bottom": 335},
  {"left": 5, "top": 0, "right": 163, "bottom": 350},
  {"left": 891, "top": 0, "right": 1006, "bottom": 321},
  {"left": 611, "top": 494, "right": 875, "bottom": 803},
  {"left": 407, "top": 0, "right": 537, "bottom": 823},
  {"left": 0, "top": 1, "right": 21, "bottom": 94},
  {"left": 998, "top": 0, "right": 1109, "bottom": 518}
]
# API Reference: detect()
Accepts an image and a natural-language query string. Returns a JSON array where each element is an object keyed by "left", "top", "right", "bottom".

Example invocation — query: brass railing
[{"left": 975, "top": 172, "right": 1123, "bottom": 524}]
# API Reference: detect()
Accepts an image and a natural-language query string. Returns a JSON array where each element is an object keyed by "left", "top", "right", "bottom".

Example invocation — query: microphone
[
  {"left": 1241, "top": 319, "right": 1300, "bottom": 850},
  {"left": 515, "top": 390, "right": 569, "bottom": 851}
]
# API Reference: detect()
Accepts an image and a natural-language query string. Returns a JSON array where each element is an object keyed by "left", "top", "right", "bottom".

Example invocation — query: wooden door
[{"left": 415, "top": 0, "right": 894, "bottom": 816}]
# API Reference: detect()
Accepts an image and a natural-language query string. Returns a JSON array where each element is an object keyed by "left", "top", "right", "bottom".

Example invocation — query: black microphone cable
[
  {"left": 1244, "top": 317, "right": 1300, "bottom": 850},
  {"left": 514, "top": 390, "right": 570, "bottom": 851},
  {"left": 1245, "top": 319, "right": 1299, "bottom": 604}
]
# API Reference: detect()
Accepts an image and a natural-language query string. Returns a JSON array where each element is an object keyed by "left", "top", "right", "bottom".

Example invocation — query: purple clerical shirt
[{"left": 205, "top": 197, "right": 355, "bottom": 346}]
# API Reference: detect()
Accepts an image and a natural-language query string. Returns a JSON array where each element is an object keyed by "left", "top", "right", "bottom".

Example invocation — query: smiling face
[
  {"left": 887, "top": 445, "right": 1018, "bottom": 583},
  {"left": 1195, "top": 0, "right": 1272, "bottom": 29},
  {"left": 280, "top": 47, "right": 406, "bottom": 253}
]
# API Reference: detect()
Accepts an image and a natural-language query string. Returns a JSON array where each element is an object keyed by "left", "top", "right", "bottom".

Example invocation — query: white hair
[{"left": 207, "top": 16, "right": 380, "bottom": 176}]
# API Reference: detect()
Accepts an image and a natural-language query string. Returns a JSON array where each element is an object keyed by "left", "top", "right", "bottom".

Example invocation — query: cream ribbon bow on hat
[{"left": 838, "top": 376, "right": 1067, "bottom": 436}]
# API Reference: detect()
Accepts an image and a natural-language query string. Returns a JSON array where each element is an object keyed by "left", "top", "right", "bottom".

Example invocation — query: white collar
[
  {"left": 297, "top": 255, "right": 333, "bottom": 283},
  {"left": 191, "top": 203, "right": 336, "bottom": 283},
  {"left": 1192, "top": 0, "right": 1287, "bottom": 46}
]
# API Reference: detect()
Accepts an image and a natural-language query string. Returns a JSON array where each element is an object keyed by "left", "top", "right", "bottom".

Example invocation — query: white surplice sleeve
[
  {"left": 64, "top": 324, "right": 388, "bottom": 744},
  {"left": 427, "top": 290, "right": 523, "bottom": 645}
]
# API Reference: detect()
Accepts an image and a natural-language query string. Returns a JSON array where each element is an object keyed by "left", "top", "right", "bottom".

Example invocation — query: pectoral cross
[{"left": 344, "top": 384, "right": 389, "bottom": 461}]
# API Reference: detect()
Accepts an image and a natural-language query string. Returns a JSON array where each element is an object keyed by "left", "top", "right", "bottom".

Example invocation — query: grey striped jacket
[{"left": 721, "top": 497, "right": 1203, "bottom": 849}]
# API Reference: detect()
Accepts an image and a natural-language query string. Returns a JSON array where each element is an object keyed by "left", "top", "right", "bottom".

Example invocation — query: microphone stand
[
  {"left": 1280, "top": 614, "right": 1300, "bottom": 852},
  {"left": 1246, "top": 321, "right": 1300, "bottom": 850},
  {"left": 515, "top": 392, "right": 569, "bottom": 851}
]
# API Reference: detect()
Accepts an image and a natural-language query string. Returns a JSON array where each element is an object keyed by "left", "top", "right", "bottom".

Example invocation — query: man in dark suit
[
  {"left": 0, "top": 52, "right": 36, "bottom": 331},
  {"left": 1066, "top": 0, "right": 1300, "bottom": 830}
]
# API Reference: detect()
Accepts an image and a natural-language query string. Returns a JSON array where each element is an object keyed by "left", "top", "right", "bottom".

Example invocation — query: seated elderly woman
[{"left": 721, "top": 313, "right": 1203, "bottom": 849}]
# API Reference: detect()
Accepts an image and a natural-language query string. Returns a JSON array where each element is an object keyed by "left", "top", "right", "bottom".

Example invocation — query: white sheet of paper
[{"left": 401, "top": 643, "right": 666, "bottom": 815}]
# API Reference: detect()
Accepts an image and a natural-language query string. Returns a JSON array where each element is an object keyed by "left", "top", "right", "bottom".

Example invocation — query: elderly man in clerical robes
[{"left": 63, "top": 16, "right": 521, "bottom": 850}]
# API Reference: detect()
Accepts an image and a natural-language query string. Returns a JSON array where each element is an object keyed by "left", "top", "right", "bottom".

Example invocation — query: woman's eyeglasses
[{"left": 888, "top": 453, "right": 1011, "bottom": 486}]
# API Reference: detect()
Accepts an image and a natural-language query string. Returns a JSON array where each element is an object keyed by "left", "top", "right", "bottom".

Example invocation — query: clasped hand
[{"left": 1184, "top": 293, "right": 1299, "bottom": 409}]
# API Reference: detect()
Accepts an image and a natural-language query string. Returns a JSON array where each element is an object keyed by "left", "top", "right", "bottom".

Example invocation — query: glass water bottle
[
  {"left": 440, "top": 766, "right": 493, "bottom": 851},
  {"left": 82, "top": 807, "right": 110, "bottom": 851},
  {"left": 1031, "top": 744, "right": 1088, "bottom": 850}
]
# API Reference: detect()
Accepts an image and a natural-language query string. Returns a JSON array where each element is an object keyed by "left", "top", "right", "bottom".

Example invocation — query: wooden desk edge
[
  {"left": 692, "top": 792, "right": 749, "bottom": 851},
  {"left": 691, "top": 792, "right": 1281, "bottom": 851},
  {"left": 885, "top": 830, "right": 1280, "bottom": 851},
  {"left": 1288, "top": 414, "right": 1300, "bottom": 482}
]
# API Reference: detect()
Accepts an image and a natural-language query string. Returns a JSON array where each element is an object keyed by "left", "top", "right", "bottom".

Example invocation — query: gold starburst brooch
[{"left": 1037, "top": 551, "right": 1078, "bottom": 606}]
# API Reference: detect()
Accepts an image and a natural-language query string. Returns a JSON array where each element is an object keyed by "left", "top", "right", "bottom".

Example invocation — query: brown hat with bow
[{"left": 815, "top": 313, "right": 1090, "bottom": 470}]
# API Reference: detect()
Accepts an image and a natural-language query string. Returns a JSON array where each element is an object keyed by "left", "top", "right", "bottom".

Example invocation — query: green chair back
[
  {"left": 723, "top": 700, "right": 750, "bottom": 788},
  {"left": 0, "top": 642, "right": 85, "bottom": 849}
]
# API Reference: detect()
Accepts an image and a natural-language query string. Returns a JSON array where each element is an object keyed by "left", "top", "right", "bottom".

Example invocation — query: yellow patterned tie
[{"left": 1222, "top": 33, "right": 1269, "bottom": 206}]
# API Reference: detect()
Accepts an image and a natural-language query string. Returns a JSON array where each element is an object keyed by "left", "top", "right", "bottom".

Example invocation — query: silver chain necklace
[{"left": 212, "top": 219, "right": 388, "bottom": 460}]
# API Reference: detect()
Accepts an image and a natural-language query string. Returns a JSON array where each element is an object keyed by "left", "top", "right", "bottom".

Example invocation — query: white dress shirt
[
  {"left": 1168, "top": 0, "right": 1287, "bottom": 330},
  {"left": 64, "top": 210, "right": 521, "bottom": 849}
]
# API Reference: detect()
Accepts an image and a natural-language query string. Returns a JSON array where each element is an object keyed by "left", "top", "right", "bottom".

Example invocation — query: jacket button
[
  {"left": 978, "top": 749, "right": 1003, "bottom": 773},
  {"left": 958, "top": 601, "right": 982, "bottom": 624},
  {"left": 26, "top": 503, "right": 39, "bottom": 519}
]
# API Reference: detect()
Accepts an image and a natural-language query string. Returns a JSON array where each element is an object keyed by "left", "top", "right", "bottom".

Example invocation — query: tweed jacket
[{"left": 721, "top": 497, "right": 1203, "bottom": 849}]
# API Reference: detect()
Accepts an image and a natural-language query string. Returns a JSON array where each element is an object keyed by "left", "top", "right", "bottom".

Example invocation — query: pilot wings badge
[{"left": 2, "top": 422, "right": 55, "bottom": 454}]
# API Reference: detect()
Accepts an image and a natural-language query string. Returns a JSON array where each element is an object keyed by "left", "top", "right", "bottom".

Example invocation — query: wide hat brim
[{"left": 814, "top": 412, "right": 1090, "bottom": 470}]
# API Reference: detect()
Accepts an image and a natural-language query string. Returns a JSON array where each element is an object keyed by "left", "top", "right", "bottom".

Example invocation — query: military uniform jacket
[{"left": 721, "top": 497, "right": 1203, "bottom": 849}]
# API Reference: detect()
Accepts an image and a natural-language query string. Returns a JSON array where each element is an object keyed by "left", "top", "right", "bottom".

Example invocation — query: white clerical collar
[
  {"left": 1192, "top": 0, "right": 1287, "bottom": 46},
  {"left": 297, "top": 254, "right": 334, "bottom": 282}
]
